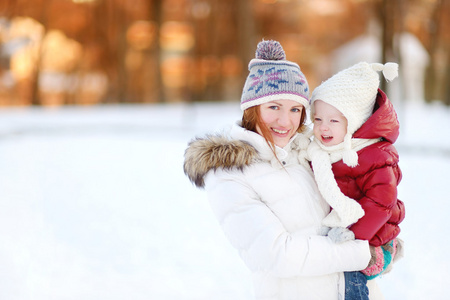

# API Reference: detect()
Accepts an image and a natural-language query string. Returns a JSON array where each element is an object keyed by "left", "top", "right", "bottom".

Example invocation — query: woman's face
[
  {"left": 313, "top": 100, "right": 348, "bottom": 146},
  {"left": 257, "top": 100, "right": 304, "bottom": 148}
]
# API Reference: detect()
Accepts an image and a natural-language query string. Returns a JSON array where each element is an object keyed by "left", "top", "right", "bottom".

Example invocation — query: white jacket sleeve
[{"left": 205, "top": 170, "right": 371, "bottom": 278}]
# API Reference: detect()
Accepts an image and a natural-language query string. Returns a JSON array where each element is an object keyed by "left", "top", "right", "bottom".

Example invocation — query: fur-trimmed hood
[
  {"left": 183, "top": 134, "right": 258, "bottom": 188},
  {"left": 184, "top": 123, "right": 313, "bottom": 188}
]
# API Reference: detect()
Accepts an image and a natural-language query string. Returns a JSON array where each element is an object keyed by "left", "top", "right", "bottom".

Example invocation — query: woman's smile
[{"left": 272, "top": 127, "right": 290, "bottom": 135}]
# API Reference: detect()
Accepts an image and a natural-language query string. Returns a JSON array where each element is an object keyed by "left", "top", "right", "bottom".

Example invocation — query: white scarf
[{"left": 307, "top": 137, "right": 380, "bottom": 228}]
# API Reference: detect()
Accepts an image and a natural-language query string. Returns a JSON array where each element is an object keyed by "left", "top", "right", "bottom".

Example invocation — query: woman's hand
[{"left": 328, "top": 227, "right": 355, "bottom": 243}]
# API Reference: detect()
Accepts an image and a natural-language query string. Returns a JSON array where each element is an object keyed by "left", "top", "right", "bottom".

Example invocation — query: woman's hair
[{"left": 241, "top": 105, "right": 307, "bottom": 149}]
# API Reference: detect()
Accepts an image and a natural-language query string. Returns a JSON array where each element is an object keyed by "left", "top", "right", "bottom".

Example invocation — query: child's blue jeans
[{"left": 344, "top": 271, "right": 369, "bottom": 300}]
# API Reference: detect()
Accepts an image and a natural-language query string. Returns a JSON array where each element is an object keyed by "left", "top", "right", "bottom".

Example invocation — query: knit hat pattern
[
  {"left": 310, "top": 62, "right": 398, "bottom": 167},
  {"left": 240, "top": 40, "right": 309, "bottom": 111}
]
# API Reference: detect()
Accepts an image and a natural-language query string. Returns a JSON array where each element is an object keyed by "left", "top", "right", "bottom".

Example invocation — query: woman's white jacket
[{"left": 184, "top": 124, "right": 370, "bottom": 300}]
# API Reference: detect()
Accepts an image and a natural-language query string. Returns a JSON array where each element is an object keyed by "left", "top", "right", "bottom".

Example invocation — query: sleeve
[
  {"left": 205, "top": 170, "right": 371, "bottom": 278},
  {"left": 350, "top": 158, "right": 400, "bottom": 245},
  {"left": 390, "top": 198, "right": 406, "bottom": 224}
]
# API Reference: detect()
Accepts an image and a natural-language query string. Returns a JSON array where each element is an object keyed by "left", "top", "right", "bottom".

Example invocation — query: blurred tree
[
  {"left": 424, "top": 0, "right": 448, "bottom": 103},
  {"left": 28, "top": 0, "right": 48, "bottom": 106},
  {"left": 380, "top": 0, "right": 398, "bottom": 91},
  {"left": 152, "top": 0, "right": 164, "bottom": 103},
  {"left": 0, "top": 0, "right": 448, "bottom": 105}
]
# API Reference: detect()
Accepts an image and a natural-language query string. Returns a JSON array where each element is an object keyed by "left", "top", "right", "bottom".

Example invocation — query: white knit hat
[{"left": 310, "top": 62, "right": 398, "bottom": 167}]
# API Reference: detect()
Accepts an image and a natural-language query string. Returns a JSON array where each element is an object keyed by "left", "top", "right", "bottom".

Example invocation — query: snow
[{"left": 0, "top": 100, "right": 448, "bottom": 299}]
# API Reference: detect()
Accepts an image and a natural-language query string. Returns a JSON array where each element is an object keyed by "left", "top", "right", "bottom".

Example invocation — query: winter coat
[
  {"left": 332, "top": 89, "right": 405, "bottom": 247},
  {"left": 184, "top": 124, "right": 371, "bottom": 300}
]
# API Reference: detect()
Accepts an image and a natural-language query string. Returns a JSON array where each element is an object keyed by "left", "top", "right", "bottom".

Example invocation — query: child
[{"left": 306, "top": 62, "right": 406, "bottom": 299}]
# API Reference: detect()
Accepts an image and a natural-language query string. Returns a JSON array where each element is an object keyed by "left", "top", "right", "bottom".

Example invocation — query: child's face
[{"left": 313, "top": 100, "right": 348, "bottom": 146}]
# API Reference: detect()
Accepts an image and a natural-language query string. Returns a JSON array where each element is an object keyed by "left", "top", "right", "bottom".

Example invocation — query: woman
[{"left": 183, "top": 40, "right": 371, "bottom": 300}]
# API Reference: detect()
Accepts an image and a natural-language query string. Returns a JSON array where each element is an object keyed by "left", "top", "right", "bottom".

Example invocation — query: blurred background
[
  {"left": 0, "top": 0, "right": 448, "bottom": 107},
  {"left": 1, "top": 1, "right": 450, "bottom": 299}
]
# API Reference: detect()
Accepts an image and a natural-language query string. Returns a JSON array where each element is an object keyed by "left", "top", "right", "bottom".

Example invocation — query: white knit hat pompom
[
  {"left": 382, "top": 62, "right": 399, "bottom": 81},
  {"left": 371, "top": 62, "right": 399, "bottom": 82}
]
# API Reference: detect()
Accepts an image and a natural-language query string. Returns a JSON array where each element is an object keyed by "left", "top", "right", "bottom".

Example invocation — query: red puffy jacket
[{"left": 331, "top": 89, "right": 405, "bottom": 247}]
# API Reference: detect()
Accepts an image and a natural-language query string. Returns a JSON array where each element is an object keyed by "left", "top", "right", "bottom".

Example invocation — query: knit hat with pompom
[
  {"left": 310, "top": 62, "right": 399, "bottom": 167},
  {"left": 240, "top": 40, "right": 309, "bottom": 111}
]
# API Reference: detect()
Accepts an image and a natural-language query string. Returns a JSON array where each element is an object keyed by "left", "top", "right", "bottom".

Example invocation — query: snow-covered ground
[{"left": 0, "top": 100, "right": 448, "bottom": 300}]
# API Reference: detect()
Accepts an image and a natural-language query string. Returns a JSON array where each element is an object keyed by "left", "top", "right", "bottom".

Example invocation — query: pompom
[
  {"left": 371, "top": 62, "right": 399, "bottom": 82},
  {"left": 255, "top": 40, "right": 286, "bottom": 61},
  {"left": 382, "top": 62, "right": 398, "bottom": 82}
]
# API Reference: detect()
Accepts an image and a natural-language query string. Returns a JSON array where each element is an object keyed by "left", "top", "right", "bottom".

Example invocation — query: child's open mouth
[{"left": 321, "top": 135, "right": 333, "bottom": 142}]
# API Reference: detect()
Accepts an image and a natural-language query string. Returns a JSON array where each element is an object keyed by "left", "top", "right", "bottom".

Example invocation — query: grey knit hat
[{"left": 240, "top": 40, "right": 309, "bottom": 111}]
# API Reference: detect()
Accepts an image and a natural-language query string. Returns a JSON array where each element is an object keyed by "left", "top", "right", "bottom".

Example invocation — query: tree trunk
[
  {"left": 380, "top": 0, "right": 396, "bottom": 92},
  {"left": 30, "top": 0, "right": 50, "bottom": 105},
  {"left": 237, "top": 0, "right": 256, "bottom": 83},
  {"left": 152, "top": 0, "right": 164, "bottom": 103},
  {"left": 424, "top": 0, "right": 445, "bottom": 103}
]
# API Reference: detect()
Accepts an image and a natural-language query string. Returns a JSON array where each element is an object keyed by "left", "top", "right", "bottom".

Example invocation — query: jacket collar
[{"left": 353, "top": 89, "right": 399, "bottom": 144}]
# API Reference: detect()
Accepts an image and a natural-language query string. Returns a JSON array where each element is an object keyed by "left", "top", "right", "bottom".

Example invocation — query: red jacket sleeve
[{"left": 349, "top": 165, "right": 399, "bottom": 245}]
